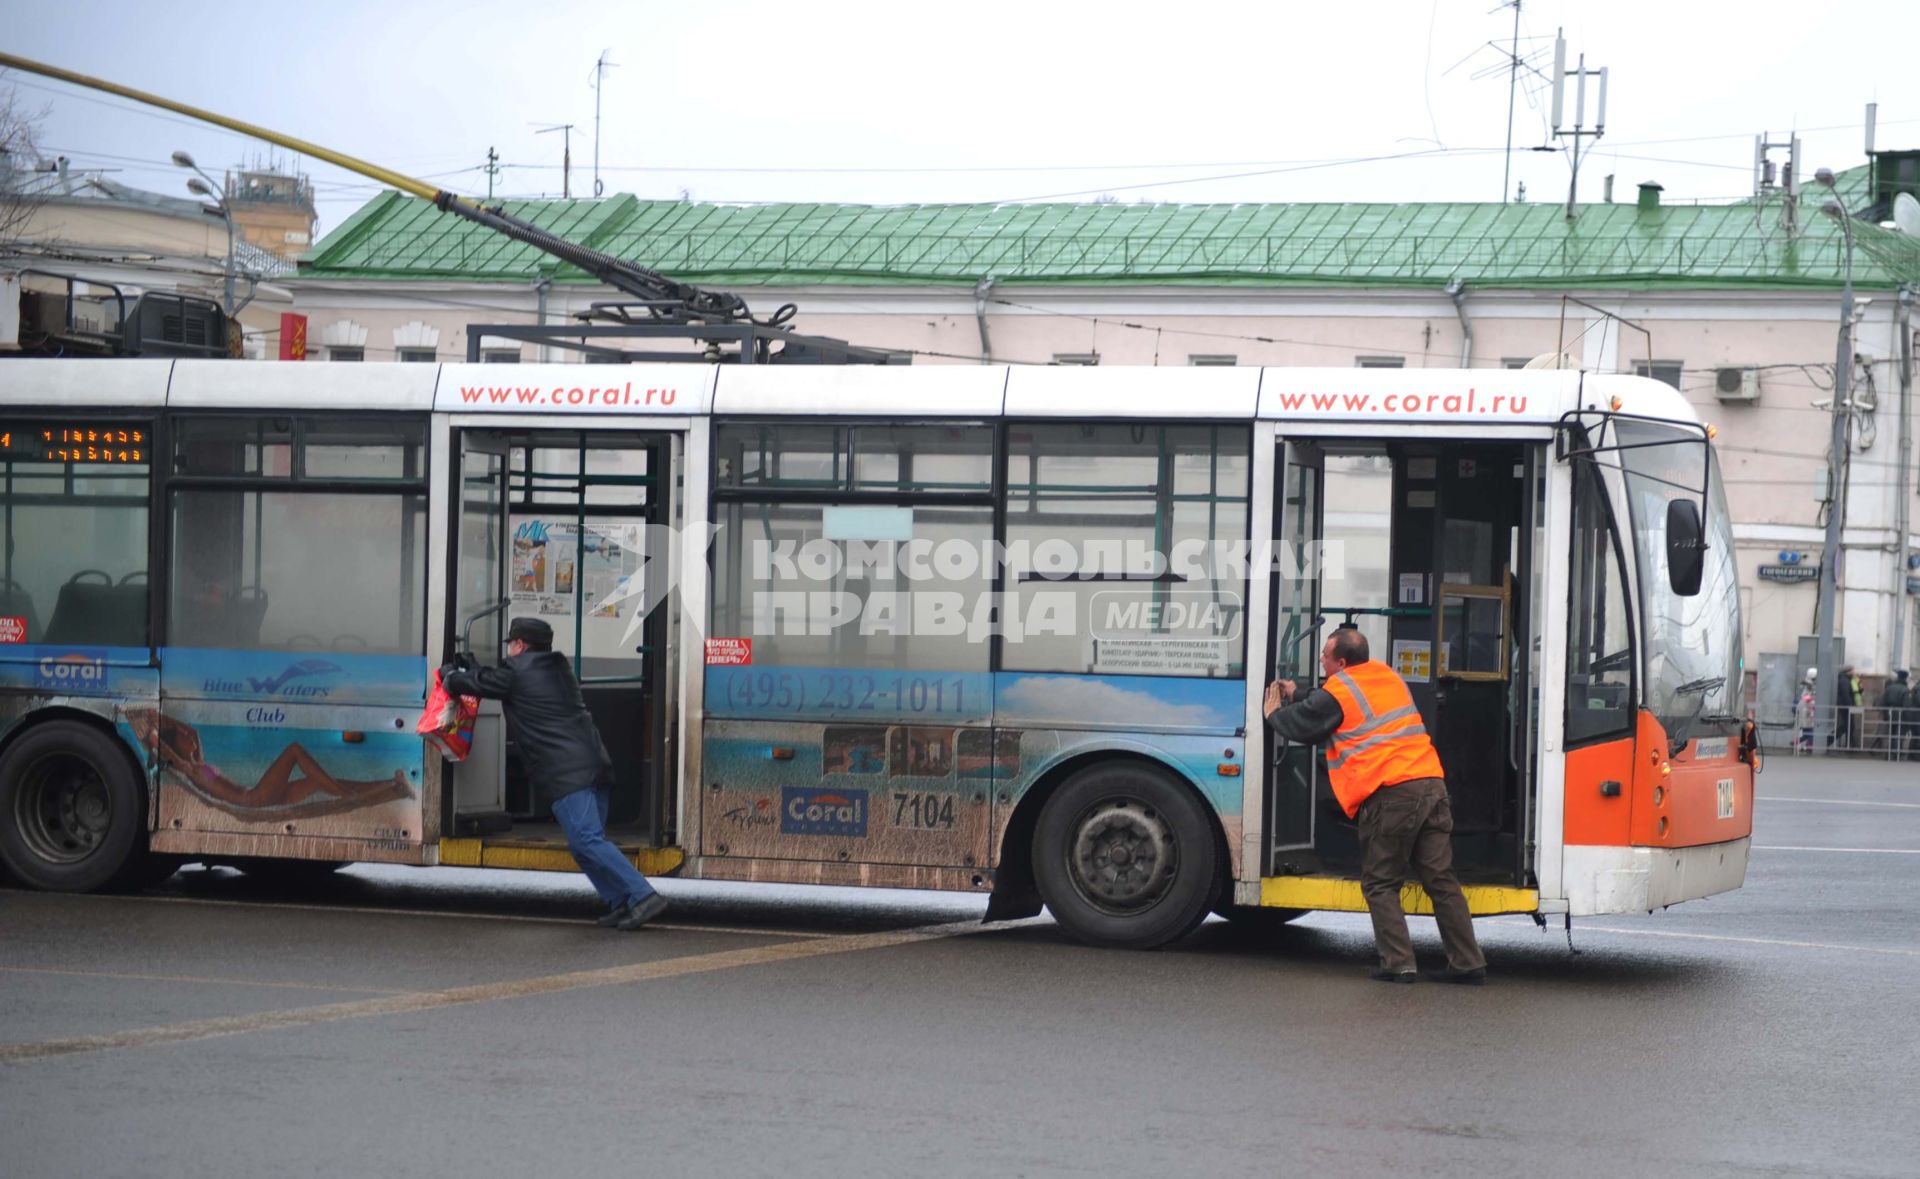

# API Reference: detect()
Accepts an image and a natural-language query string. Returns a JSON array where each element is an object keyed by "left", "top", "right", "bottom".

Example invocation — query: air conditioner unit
[{"left": 1714, "top": 366, "right": 1760, "bottom": 403}]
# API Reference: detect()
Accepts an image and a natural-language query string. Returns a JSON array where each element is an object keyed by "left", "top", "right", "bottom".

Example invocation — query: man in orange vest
[{"left": 1264, "top": 626, "right": 1486, "bottom": 984}]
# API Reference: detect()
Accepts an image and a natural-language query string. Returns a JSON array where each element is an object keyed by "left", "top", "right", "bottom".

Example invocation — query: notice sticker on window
[
  {"left": 706, "top": 637, "right": 753, "bottom": 666},
  {"left": 0, "top": 616, "right": 24, "bottom": 644}
]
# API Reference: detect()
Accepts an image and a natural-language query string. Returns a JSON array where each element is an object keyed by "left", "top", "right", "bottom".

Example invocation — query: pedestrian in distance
[
  {"left": 442, "top": 617, "right": 667, "bottom": 931},
  {"left": 1833, "top": 664, "right": 1864, "bottom": 751},
  {"left": 1796, "top": 671, "right": 1818, "bottom": 756},
  {"left": 1881, "top": 669, "right": 1913, "bottom": 761},
  {"left": 1263, "top": 626, "right": 1487, "bottom": 985}
]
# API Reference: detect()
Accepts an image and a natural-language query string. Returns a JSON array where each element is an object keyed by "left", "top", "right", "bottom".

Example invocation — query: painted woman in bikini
[{"left": 121, "top": 708, "right": 412, "bottom": 819}]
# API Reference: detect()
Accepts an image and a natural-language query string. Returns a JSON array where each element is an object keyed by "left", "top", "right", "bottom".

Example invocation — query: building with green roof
[{"left": 288, "top": 157, "right": 1920, "bottom": 676}]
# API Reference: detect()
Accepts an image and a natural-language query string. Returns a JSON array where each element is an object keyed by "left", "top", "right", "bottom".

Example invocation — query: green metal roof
[{"left": 300, "top": 164, "right": 1919, "bottom": 290}]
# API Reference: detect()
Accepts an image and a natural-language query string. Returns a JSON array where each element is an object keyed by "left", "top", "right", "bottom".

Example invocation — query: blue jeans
[{"left": 550, "top": 787, "right": 656, "bottom": 910}]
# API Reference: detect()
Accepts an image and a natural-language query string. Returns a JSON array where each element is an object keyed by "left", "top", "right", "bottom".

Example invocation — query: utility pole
[
  {"left": 1892, "top": 286, "right": 1914, "bottom": 672},
  {"left": 484, "top": 146, "right": 500, "bottom": 200},
  {"left": 1548, "top": 30, "right": 1608, "bottom": 220},
  {"left": 590, "top": 50, "right": 618, "bottom": 198},
  {"left": 1814, "top": 176, "right": 1857, "bottom": 749},
  {"left": 535, "top": 123, "right": 574, "bottom": 199}
]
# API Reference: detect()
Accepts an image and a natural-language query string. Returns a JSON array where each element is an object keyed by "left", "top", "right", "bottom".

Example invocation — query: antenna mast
[
  {"left": 535, "top": 123, "right": 575, "bottom": 199},
  {"left": 1548, "top": 28, "right": 1608, "bottom": 220},
  {"left": 590, "top": 50, "right": 618, "bottom": 198},
  {"left": 1501, "top": 1, "right": 1522, "bottom": 203}
]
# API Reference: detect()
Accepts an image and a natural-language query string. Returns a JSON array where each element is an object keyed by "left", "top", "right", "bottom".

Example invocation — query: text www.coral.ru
[
  {"left": 1269, "top": 389, "right": 1530, "bottom": 416},
  {"left": 457, "top": 382, "right": 678, "bottom": 407}
]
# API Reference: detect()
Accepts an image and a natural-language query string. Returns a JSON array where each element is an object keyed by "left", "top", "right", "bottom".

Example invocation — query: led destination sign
[{"left": 1, "top": 425, "right": 147, "bottom": 465}]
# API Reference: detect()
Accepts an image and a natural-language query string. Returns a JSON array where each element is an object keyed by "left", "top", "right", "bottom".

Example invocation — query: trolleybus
[{"left": 0, "top": 360, "right": 1754, "bottom": 948}]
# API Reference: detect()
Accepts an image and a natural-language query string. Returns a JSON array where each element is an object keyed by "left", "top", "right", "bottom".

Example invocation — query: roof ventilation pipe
[
  {"left": 974, "top": 275, "right": 996, "bottom": 364},
  {"left": 1446, "top": 278, "right": 1471, "bottom": 367}
]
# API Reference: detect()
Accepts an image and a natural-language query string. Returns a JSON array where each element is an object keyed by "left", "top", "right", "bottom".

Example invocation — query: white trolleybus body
[{"left": 0, "top": 360, "right": 1752, "bottom": 947}]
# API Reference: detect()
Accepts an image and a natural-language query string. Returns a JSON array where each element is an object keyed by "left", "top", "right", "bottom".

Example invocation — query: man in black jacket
[{"left": 443, "top": 617, "right": 667, "bottom": 930}]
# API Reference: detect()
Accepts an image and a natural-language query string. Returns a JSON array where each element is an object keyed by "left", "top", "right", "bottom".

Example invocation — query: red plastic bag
[{"left": 417, "top": 668, "right": 479, "bottom": 761}]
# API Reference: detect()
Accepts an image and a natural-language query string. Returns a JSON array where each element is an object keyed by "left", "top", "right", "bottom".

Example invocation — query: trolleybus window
[
  {"left": 1615, "top": 421, "right": 1745, "bottom": 739},
  {"left": 1567, "top": 461, "right": 1634, "bottom": 743},
  {"left": 0, "top": 421, "right": 151, "bottom": 647},
  {"left": 712, "top": 422, "right": 996, "bottom": 674},
  {"left": 1002, "top": 423, "right": 1248, "bottom": 678},
  {"left": 166, "top": 416, "right": 427, "bottom": 655}
]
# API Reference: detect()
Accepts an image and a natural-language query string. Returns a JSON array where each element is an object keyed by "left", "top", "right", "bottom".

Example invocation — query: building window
[
  {"left": 481, "top": 349, "right": 522, "bottom": 364},
  {"left": 327, "top": 347, "right": 365, "bottom": 363},
  {"left": 1356, "top": 356, "right": 1405, "bottom": 369},
  {"left": 397, "top": 348, "right": 437, "bottom": 364},
  {"left": 1502, "top": 357, "right": 1534, "bottom": 369},
  {"left": 1052, "top": 353, "right": 1100, "bottom": 366},
  {"left": 1633, "top": 360, "right": 1684, "bottom": 389},
  {"left": 1188, "top": 354, "right": 1237, "bottom": 367}
]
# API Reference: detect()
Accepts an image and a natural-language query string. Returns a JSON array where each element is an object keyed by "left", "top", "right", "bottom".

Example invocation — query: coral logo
[
  {"left": 35, "top": 651, "right": 109, "bottom": 693},
  {"left": 781, "top": 787, "right": 868, "bottom": 838}
]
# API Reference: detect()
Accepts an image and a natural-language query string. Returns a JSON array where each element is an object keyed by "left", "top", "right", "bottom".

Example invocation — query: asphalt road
[{"left": 2, "top": 757, "right": 1915, "bottom": 1178}]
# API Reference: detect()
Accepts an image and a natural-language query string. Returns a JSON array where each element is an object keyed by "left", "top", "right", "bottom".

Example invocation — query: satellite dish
[{"left": 1895, "top": 192, "right": 1920, "bottom": 237}]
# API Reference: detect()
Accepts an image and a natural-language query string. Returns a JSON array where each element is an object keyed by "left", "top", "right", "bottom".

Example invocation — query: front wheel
[
  {"left": 1032, "top": 761, "right": 1220, "bottom": 950},
  {"left": 0, "top": 720, "right": 145, "bottom": 892}
]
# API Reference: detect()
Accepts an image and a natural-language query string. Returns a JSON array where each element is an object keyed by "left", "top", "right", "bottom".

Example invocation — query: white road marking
[
  {"left": 0, "top": 917, "right": 1013, "bottom": 1065},
  {"left": 1755, "top": 846, "right": 1920, "bottom": 854},
  {"left": 0, "top": 965, "right": 419, "bottom": 996},
  {"left": 1758, "top": 797, "right": 1920, "bottom": 809},
  {"left": 1551, "top": 925, "right": 1920, "bottom": 959}
]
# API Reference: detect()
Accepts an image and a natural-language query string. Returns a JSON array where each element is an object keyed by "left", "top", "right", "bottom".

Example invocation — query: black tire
[
  {"left": 1032, "top": 761, "right": 1221, "bottom": 950},
  {"left": 1213, "top": 903, "right": 1309, "bottom": 935},
  {"left": 0, "top": 719, "right": 145, "bottom": 892}
]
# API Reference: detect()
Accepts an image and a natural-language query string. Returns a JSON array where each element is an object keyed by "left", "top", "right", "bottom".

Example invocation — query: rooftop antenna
[
  {"left": 1755, "top": 131, "right": 1802, "bottom": 234},
  {"left": 1500, "top": 1, "right": 1522, "bottom": 203},
  {"left": 534, "top": 123, "right": 575, "bottom": 199},
  {"left": 590, "top": 50, "right": 618, "bottom": 198},
  {"left": 1548, "top": 28, "right": 1608, "bottom": 220}
]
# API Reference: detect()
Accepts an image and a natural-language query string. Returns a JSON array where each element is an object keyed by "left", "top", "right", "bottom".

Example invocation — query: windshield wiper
[{"left": 1667, "top": 676, "right": 1727, "bottom": 753}]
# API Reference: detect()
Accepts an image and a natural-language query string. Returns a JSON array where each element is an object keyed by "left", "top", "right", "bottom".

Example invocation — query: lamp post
[
  {"left": 171, "top": 150, "right": 234, "bottom": 317},
  {"left": 1813, "top": 168, "right": 1856, "bottom": 751}
]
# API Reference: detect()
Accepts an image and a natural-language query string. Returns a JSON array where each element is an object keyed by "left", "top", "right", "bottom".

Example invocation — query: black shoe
[
  {"left": 1424, "top": 967, "right": 1487, "bottom": 986},
  {"left": 595, "top": 901, "right": 632, "bottom": 928},
  {"left": 1368, "top": 969, "right": 1418, "bottom": 984},
  {"left": 614, "top": 892, "right": 669, "bottom": 931}
]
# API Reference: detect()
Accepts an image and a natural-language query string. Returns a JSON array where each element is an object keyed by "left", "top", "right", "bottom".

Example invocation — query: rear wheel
[
  {"left": 0, "top": 720, "right": 145, "bottom": 892},
  {"left": 1032, "top": 761, "right": 1220, "bottom": 950}
]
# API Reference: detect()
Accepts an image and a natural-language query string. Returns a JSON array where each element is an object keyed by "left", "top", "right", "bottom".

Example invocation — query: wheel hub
[
  {"left": 15, "top": 753, "right": 111, "bottom": 864},
  {"left": 1068, "top": 799, "right": 1177, "bottom": 914}
]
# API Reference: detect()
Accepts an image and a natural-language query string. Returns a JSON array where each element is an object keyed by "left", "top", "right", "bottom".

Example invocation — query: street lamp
[
  {"left": 1812, "top": 167, "right": 1857, "bottom": 751},
  {"left": 172, "top": 149, "right": 235, "bottom": 317}
]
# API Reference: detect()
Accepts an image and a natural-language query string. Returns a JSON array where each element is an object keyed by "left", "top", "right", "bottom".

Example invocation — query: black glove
[{"left": 452, "top": 651, "right": 478, "bottom": 671}]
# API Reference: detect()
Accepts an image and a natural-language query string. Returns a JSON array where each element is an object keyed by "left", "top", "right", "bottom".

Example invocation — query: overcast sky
[{"left": 3, "top": 0, "right": 1914, "bottom": 239}]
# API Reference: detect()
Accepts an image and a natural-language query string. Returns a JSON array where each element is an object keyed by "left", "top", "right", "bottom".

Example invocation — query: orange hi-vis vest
[{"left": 1322, "top": 660, "right": 1446, "bottom": 818}]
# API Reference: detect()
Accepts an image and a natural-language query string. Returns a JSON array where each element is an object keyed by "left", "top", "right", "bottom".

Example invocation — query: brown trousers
[{"left": 1356, "top": 776, "right": 1486, "bottom": 974}]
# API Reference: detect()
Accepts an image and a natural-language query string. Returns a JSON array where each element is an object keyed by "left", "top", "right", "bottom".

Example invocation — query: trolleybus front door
[{"left": 1266, "top": 439, "right": 1324, "bottom": 872}]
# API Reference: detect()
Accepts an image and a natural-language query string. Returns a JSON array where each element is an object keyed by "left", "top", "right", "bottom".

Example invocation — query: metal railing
[{"left": 1757, "top": 702, "right": 1920, "bottom": 760}]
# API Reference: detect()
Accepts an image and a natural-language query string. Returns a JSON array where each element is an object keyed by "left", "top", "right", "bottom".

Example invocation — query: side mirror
[{"left": 1667, "top": 498, "right": 1705, "bottom": 596}]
